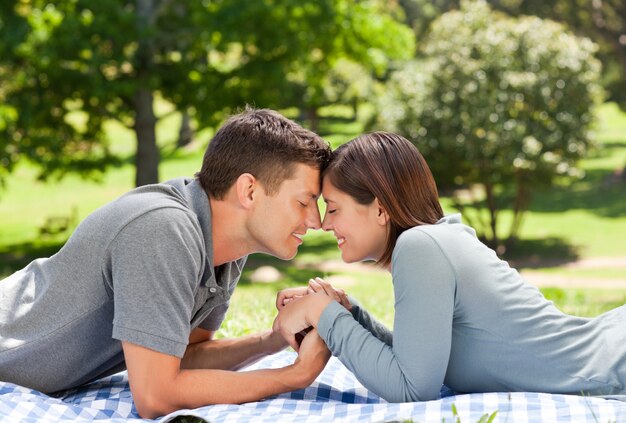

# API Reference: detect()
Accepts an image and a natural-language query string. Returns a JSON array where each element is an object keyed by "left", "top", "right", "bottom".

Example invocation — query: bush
[{"left": 375, "top": 0, "right": 603, "bottom": 249}]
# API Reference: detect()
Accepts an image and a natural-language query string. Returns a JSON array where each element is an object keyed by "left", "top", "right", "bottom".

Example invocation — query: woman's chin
[{"left": 340, "top": 252, "right": 361, "bottom": 264}]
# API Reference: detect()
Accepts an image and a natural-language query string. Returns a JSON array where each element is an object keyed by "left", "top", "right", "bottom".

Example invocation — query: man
[{"left": 0, "top": 108, "right": 333, "bottom": 418}]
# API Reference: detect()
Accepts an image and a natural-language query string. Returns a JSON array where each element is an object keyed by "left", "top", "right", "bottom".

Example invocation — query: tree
[
  {"left": 489, "top": 0, "right": 626, "bottom": 110},
  {"left": 375, "top": 1, "right": 603, "bottom": 250},
  {"left": 0, "top": 0, "right": 414, "bottom": 188},
  {"left": 323, "top": 58, "right": 375, "bottom": 120},
  {"left": 490, "top": 0, "right": 626, "bottom": 179},
  {"left": 398, "top": 0, "right": 626, "bottom": 109},
  {"left": 212, "top": 0, "right": 415, "bottom": 132}
]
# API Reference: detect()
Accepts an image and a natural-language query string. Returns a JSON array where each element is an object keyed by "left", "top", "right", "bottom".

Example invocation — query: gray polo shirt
[{"left": 0, "top": 178, "right": 246, "bottom": 393}]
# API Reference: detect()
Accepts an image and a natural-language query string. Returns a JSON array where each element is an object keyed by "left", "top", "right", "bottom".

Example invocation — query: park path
[
  {"left": 518, "top": 256, "right": 626, "bottom": 289},
  {"left": 308, "top": 256, "right": 626, "bottom": 289}
]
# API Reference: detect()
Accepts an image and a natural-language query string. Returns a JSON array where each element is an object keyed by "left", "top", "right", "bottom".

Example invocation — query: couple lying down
[{"left": 1, "top": 108, "right": 625, "bottom": 419}]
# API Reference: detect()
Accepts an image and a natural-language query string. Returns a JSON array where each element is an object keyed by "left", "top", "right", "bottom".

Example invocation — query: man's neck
[{"left": 209, "top": 196, "right": 252, "bottom": 266}]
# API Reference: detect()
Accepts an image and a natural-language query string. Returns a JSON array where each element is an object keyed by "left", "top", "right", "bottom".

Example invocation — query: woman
[{"left": 273, "top": 131, "right": 626, "bottom": 403}]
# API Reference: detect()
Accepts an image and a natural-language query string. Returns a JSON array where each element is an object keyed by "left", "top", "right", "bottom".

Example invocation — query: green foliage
[
  {"left": 324, "top": 60, "right": 374, "bottom": 110},
  {"left": 398, "top": 0, "right": 626, "bottom": 112},
  {"left": 491, "top": 0, "right": 626, "bottom": 110},
  {"left": 0, "top": 0, "right": 414, "bottom": 187},
  {"left": 231, "top": 0, "right": 416, "bottom": 129},
  {"left": 0, "top": 1, "right": 120, "bottom": 185},
  {"left": 375, "top": 0, "right": 603, "bottom": 247}
]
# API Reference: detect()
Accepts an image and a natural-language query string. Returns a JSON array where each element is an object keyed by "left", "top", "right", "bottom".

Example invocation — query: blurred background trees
[
  {"left": 1, "top": 0, "right": 623, "bottom": 249},
  {"left": 0, "top": 0, "right": 413, "bottom": 187}
]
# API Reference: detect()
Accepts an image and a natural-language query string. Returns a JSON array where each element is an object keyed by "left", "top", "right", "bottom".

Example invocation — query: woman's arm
[
  {"left": 309, "top": 278, "right": 394, "bottom": 347},
  {"left": 346, "top": 297, "right": 393, "bottom": 347},
  {"left": 275, "top": 229, "right": 456, "bottom": 402}
]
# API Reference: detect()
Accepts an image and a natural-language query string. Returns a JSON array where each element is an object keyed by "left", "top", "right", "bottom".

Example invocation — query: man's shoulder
[
  {"left": 71, "top": 181, "right": 200, "bottom": 254},
  {"left": 93, "top": 182, "right": 192, "bottom": 225},
  {"left": 116, "top": 181, "right": 190, "bottom": 210}
]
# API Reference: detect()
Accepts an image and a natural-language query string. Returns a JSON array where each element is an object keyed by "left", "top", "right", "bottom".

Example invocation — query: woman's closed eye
[{"left": 327, "top": 209, "right": 337, "bottom": 214}]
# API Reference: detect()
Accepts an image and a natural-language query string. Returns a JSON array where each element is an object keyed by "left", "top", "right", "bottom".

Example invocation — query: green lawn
[{"left": 1, "top": 102, "right": 626, "bottom": 329}]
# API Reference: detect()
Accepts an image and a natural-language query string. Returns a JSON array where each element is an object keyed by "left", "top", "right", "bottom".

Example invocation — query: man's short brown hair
[{"left": 196, "top": 107, "right": 331, "bottom": 199}]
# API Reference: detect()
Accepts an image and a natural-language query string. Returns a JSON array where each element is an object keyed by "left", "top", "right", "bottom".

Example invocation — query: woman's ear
[
  {"left": 236, "top": 173, "right": 257, "bottom": 209},
  {"left": 375, "top": 198, "right": 390, "bottom": 226}
]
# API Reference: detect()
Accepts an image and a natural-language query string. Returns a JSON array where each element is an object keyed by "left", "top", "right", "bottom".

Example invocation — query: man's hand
[
  {"left": 272, "top": 293, "right": 333, "bottom": 351},
  {"left": 292, "top": 328, "right": 331, "bottom": 383}
]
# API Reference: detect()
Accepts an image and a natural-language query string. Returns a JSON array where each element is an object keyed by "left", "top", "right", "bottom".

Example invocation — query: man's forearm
[
  {"left": 181, "top": 329, "right": 286, "bottom": 371},
  {"left": 123, "top": 334, "right": 329, "bottom": 419},
  {"left": 133, "top": 362, "right": 312, "bottom": 418}
]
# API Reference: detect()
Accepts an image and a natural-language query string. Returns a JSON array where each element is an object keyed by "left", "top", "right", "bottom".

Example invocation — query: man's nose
[{"left": 305, "top": 204, "right": 322, "bottom": 230}]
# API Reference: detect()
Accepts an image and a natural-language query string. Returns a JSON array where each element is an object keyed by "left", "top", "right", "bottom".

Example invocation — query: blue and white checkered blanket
[{"left": 2, "top": 351, "right": 625, "bottom": 422}]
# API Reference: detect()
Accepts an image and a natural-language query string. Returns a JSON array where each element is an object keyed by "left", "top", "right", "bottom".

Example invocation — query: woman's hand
[
  {"left": 308, "top": 277, "right": 352, "bottom": 312},
  {"left": 276, "top": 277, "right": 352, "bottom": 312},
  {"left": 272, "top": 293, "right": 333, "bottom": 351}
]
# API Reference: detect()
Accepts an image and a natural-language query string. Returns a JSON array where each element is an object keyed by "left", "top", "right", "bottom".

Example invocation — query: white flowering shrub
[{"left": 376, "top": 0, "right": 603, "bottom": 247}]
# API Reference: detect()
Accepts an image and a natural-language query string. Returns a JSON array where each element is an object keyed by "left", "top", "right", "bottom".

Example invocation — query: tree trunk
[
  {"left": 351, "top": 98, "right": 358, "bottom": 121},
  {"left": 177, "top": 111, "right": 193, "bottom": 148},
  {"left": 134, "top": 87, "right": 159, "bottom": 186},
  {"left": 306, "top": 107, "right": 319, "bottom": 133},
  {"left": 133, "top": 0, "right": 159, "bottom": 187},
  {"left": 484, "top": 182, "right": 501, "bottom": 252},
  {"left": 509, "top": 180, "right": 531, "bottom": 242}
]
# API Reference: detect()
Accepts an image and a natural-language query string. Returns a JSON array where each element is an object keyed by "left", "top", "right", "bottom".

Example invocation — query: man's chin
[{"left": 272, "top": 247, "right": 298, "bottom": 261}]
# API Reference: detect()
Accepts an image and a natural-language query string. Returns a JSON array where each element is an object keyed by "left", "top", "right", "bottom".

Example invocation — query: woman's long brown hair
[{"left": 324, "top": 132, "right": 444, "bottom": 267}]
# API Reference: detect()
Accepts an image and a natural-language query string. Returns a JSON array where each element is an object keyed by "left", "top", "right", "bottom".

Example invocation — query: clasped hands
[{"left": 273, "top": 277, "right": 352, "bottom": 352}]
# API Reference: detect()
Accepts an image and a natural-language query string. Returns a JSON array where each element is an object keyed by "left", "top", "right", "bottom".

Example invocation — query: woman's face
[{"left": 321, "top": 178, "right": 388, "bottom": 263}]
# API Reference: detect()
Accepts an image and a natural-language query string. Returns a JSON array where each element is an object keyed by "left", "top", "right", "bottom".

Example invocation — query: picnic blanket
[{"left": 2, "top": 351, "right": 625, "bottom": 422}]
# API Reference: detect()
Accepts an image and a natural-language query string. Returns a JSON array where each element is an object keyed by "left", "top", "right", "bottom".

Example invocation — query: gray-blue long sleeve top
[{"left": 317, "top": 214, "right": 626, "bottom": 402}]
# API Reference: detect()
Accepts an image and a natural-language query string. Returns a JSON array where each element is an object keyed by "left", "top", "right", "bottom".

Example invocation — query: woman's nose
[{"left": 321, "top": 214, "right": 332, "bottom": 231}]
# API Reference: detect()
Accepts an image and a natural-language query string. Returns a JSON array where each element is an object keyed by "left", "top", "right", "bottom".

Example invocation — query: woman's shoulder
[{"left": 398, "top": 214, "right": 476, "bottom": 245}]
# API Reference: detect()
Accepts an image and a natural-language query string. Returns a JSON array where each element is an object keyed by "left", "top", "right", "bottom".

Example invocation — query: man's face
[{"left": 247, "top": 163, "right": 322, "bottom": 260}]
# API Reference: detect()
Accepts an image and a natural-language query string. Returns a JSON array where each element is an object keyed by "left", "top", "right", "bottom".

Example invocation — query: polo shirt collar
[{"left": 172, "top": 177, "right": 218, "bottom": 288}]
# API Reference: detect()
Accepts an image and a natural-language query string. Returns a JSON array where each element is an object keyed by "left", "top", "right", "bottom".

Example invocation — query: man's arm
[
  {"left": 181, "top": 328, "right": 287, "bottom": 371},
  {"left": 123, "top": 328, "right": 329, "bottom": 419}
]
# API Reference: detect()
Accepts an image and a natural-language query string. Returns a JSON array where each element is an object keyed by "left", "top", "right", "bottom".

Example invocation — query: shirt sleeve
[
  {"left": 198, "top": 302, "right": 229, "bottom": 332},
  {"left": 108, "top": 207, "right": 204, "bottom": 358},
  {"left": 348, "top": 295, "right": 393, "bottom": 347},
  {"left": 317, "top": 228, "right": 456, "bottom": 402}
]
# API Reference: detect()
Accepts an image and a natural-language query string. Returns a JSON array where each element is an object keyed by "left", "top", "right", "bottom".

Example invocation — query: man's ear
[
  {"left": 236, "top": 173, "right": 258, "bottom": 209},
  {"left": 375, "top": 198, "right": 390, "bottom": 226}
]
